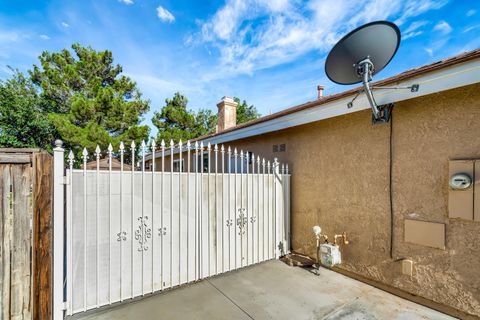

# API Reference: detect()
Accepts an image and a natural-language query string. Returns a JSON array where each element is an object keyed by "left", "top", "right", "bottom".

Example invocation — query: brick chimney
[
  {"left": 217, "top": 96, "right": 238, "bottom": 132},
  {"left": 317, "top": 85, "right": 324, "bottom": 99}
]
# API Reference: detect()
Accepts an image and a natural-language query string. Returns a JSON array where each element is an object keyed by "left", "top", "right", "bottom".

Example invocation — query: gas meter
[{"left": 320, "top": 243, "right": 342, "bottom": 267}]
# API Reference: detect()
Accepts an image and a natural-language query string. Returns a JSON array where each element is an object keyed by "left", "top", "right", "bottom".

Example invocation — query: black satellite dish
[{"left": 325, "top": 21, "right": 418, "bottom": 124}]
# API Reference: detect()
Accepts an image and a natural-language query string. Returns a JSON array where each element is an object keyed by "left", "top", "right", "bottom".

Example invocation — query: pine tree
[{"left": 30, "top": 43, "right": 150, "bottom": 160}]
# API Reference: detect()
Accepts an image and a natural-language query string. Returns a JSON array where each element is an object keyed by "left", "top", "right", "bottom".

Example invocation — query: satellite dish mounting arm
[{"left": 356, "top": 57, "right": 381, "bottom": 120}]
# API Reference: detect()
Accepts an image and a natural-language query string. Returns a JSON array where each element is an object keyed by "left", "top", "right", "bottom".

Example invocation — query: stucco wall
[{"left": 209, "top": 83, "right": 480, "bottom": 317}]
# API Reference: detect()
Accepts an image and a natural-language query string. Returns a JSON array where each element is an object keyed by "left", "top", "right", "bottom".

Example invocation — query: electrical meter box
[{"left": 320, "top": 244, "right": 342, "bottom": 267}]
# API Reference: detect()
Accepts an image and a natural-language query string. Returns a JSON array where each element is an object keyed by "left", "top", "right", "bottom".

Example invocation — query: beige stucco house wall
[
  {"left": 188, "top": 83, "right": 480, "bottom": 318},
  {"left": 145, "top": 51, "right": 480, "bottom": 317}
]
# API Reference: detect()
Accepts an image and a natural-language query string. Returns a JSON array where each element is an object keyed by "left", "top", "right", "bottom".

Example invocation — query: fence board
[
  {"left": 1, "top": 164, "right": 12, "bottom": 320},
  {"left": 32, "top": 153, "right": 53, "bottom": 320},
  {"left": 11, "top": 164, "right": 33, "bottom": 320}
]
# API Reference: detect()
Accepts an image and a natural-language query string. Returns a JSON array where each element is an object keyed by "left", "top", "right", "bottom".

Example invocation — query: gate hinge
[
  {"left": 62, "top": 301, "right": 68, "bottom": 310},
  {"left": 62, "top": 176, "right": 70, "bottom": 185}
]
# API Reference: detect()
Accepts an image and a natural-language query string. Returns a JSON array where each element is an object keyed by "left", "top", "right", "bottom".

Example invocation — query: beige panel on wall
[
  {"left": 475, "top": 161, "right": 480, "bottom": 222},
  {"left": 448, "top": 160, "right": 474, "bottom": 220},
  {"left": 404, "top": 219, "right": 445, "bottom": 250}
]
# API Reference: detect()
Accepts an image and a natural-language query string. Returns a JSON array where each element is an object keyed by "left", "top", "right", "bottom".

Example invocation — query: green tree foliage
[
  {"left": 0, "top": 70, "right": 55, "bottom": 150},
  {"left": 29, "top": 43, "right": 150, "bottom": 159},
  {"left": 152, "top": 93, "right": 260, "bottom": 142},
  {"left": 152, "top": 92, "right": 217, "bottom": 142},
  {"left": 234, "top": 97, "right": 260, "bottom": 124}
]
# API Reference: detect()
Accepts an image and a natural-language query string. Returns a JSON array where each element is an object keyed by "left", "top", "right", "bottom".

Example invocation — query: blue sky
[{"left": 0, "top": 0, "right": 479, "bottom": 135}]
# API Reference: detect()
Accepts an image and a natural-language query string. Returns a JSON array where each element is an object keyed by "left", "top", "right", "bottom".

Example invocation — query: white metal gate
[{"left": 53, "top": 140, "right": 290, "bottom": 317}]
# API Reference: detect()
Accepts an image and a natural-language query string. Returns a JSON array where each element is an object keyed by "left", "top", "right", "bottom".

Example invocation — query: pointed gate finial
[
  {"left": 95, "top": 145, "right": 101, "bottom": 159},
  {"left": 68, "top": 150, "right": 75, "bottom": 167}
]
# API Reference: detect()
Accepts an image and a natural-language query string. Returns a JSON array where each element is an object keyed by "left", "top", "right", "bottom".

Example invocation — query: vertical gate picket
[
  {"left": 119, "top": 142, "right": 125, "bottom": 301},
  {"left": 108, "top": 144, "right": 113, "bottom": 303},
  {"left": 141, "top": 141, "right": 146, "bottom": 294},
  {"left": 194, "top": 142, "right": 199, "bottom": 280},
  {"left": 67, "top": 152, "right": 74, "bottom": 314},
  {"left": 221, "top": 145, "right": 225, "bottom": 273},
  {"left": 207, "top": 143, "right": 211, "bottom": 277},
  {"left": 227, "top": 146, "right": 232, "bottom": 271},
  {"left": 130, "top": 141, "right": 135, "bottom": 298},
  {"left": 234, "top": 148, "right": 238, "bottom": 269},
  {"left": 250, "top": 152, "right": 255, "bottom": 265},
  {"left": 82, "top": 148, "right": 88, "bottom": 311},
  {"left": 244, "top": 150, "right": 248, "bottom": 266},
  {"left": 178, "top": 141, "right": 183, "bottom": 285},
  {"left": 151, "top": 140, "right": 156, "bottom": 293},
  {"left": 186, "top": 141, "right": 191, "bottom": 283},
  {"left": 169, "top": 140, "right": 174, "bottom": 287},
  {"left": 95, "top": 145, "right": 100, "bottom": 306},
  {"left": 256, "top": 156, "right": 260, "bottom": 263},
  {"left": 160, "top": 140, "right": 165, "bottom": 290},
  {"left": 262, "top": 158, "right": 266, "bottom": 261},
  {"left": 267, "top": 160, "right": 271, "bottom": 260},
  {"left": 214, "top": 144, "right": 218, "bottom": 275}
]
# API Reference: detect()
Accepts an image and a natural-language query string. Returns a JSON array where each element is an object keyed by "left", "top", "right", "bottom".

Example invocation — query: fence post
[
  {"left": 273, "top": 158, "right": 283, "bottom": 258},
  {"left": 53, "top": 140, "right": 65, "bottom": 320}
]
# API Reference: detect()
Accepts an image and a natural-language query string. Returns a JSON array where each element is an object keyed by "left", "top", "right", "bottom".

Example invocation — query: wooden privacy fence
[
  {"left": 55, "top": 139, "right": 291, "bottom": 317},
  {"left": 0, "top": 149, "right": 53, "bottom": 320}
]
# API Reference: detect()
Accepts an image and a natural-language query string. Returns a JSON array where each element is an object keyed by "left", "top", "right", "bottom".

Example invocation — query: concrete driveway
[{"left": 73, "top": 260, "right": 454, "bottom": 320}]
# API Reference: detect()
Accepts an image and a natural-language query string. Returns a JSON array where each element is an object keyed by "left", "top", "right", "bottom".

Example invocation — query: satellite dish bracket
[
  {"left": 371, "top": 103, "right": 393, "bottom": 124},
  {"left": 348, "top": 57, "right": 419, "bottom": 124},
  {"left": 355, "top": 57, "right": 382, "bottom": 121}
]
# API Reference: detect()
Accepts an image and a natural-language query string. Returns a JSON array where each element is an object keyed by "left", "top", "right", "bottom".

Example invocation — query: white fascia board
[
  {"left": 201, "top": 59, "right": 480, "bottom": 146},
  {"left": 148, "top": 59, "right": 480, "bottom": 159}
]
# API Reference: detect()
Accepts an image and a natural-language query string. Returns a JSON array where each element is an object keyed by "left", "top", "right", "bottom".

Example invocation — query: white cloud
[
  {"left": 403, "top": 31, "right": 423, "bottom": 40},
  {"left": 424, "top": 48, "right": 433, "bottom": 56},
  {"left": 61, "top": 21, "right": 70, "bottom": 28},
  {"left": 433, "top": 20, "right": 452, "bottom": 34},
  {"left": 463, "top": 24, "right": 480, "bottom": 33},
  {"left": 196, "top": 0, "right": 448, "bottom": 78},
  {"left": 40, "top": 34, "right": 50, "bottom": 40},
  {"left": 403, "top": 20, "right": 428, "bottom": 39},
  {"left": 394, "top": 0, "right": 448, "bottom": 25},
  {"left": 119, "top": 0, "right": 134, "bottom": 5},
  {"left": 466, "top": 9, "right": 476, "bottom": 17},
  {"left": 0, "top": 30, "right": 19, "bottom": 42},
  {"left": 156, "top": 6, "right": 175, "bottom": 23},
  {"left": 404, "top": 20, "right": 428, "bottom": 33}
]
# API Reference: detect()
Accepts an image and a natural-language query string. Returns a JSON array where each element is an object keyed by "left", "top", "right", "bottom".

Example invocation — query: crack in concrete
[{"left": 206, "top": 279, "right": 255, "bottom": 320}]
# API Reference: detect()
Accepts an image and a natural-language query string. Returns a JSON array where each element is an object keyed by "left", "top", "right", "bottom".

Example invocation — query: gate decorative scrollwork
[
  {"left": 116, "top": 231, "right": 127, "bottom": 242},
  {"left": 158, "top": 226, "right": 167, "bottom": 236},
  {"left": 237, "top": 208, "right": 248, "bottom": 235},
  {"left": 135, "top": 216, "right": 152, "bottom": 251}
]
